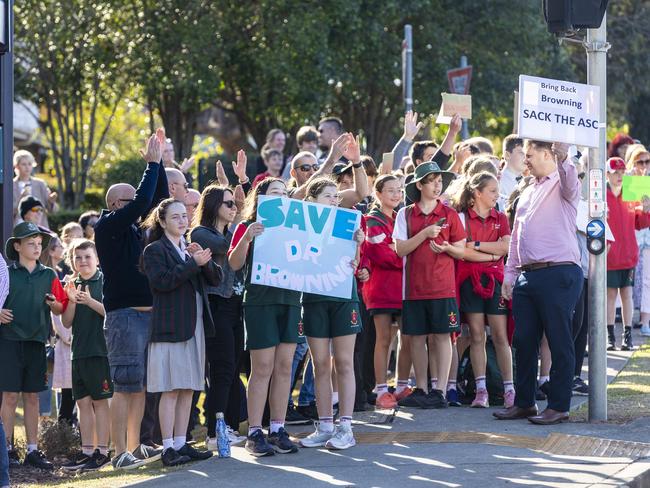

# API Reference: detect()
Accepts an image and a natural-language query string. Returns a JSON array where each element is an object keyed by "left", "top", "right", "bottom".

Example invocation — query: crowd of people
[{"left": 0, "top": 110, "right": 649, "bottom": 483}]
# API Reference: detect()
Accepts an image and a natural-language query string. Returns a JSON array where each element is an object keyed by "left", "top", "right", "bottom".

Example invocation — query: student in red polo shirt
[
  {"left": 606, "top": 157, "right": 650, "bottom": 351},
  {"left": 452, "top": 172, "right": 514, "bottom": 408},
  {"left": 393, "top": 162, "right": 466, "bottom": 409}
]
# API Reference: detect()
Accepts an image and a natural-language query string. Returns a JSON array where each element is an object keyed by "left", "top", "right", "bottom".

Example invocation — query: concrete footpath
[{"left": 131, "top": 331, "right": 650, "bottom": 488}]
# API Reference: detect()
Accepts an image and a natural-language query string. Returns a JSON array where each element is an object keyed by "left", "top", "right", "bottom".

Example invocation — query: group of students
[{"left": 0, "top": 112, "right": 649, "bottom": 481}]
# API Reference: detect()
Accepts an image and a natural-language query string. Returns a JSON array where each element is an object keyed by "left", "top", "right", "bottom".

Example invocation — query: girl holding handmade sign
[
  {"left": 228, "top": 177, "right": 301, "bottom": 457},
  {"left": 452, "top": 172, "right": 514, "bottom": 408},
  {"left": 299, "top": 177, "right": 365, "bottom": 451}
]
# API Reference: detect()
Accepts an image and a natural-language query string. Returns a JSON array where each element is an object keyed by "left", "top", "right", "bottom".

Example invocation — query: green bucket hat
[
  {"left": 4, "top": 221, "right": 51, "bottom": 262},
  {"left": 405, "top": 162, "right": 456, "bottom": 203}
]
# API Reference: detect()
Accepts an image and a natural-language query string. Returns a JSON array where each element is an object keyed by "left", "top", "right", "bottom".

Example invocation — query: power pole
[
  {"left": 0, "top": 0, "right": 13, "bottom": 251},
  {"left": 586, "top": 14, "right": 610, "bottom": 422},
  {"left": 403, "top": 25, "right": 413, "bottom": 113}
]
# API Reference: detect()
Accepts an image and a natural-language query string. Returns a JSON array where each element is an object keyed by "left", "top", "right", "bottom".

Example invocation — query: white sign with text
[{"left": 517, "top": 75, "right": 600, "bottom": 148}]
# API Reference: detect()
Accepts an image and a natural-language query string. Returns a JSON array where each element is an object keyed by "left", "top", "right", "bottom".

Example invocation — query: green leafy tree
[{"left": 14, "top": 0, "right": 137, "bottom": 208}]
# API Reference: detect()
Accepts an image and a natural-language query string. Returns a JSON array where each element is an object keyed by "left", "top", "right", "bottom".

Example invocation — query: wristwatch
[
  {"left": 474, "top": 241, "right": 481, "bottom": 250},
  {"left": 352, "top": 162, "right": 363, "bottom": 169}
]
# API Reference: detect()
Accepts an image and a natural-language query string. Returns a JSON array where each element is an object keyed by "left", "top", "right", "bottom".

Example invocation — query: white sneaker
[
  {"left": 641, "top": 324, "right": 650, "bottom": 337},
  {"left": 206, "top": 437, "right": 218, "bottom": 452},
  {"left": 300, "top": 422, "right": 334, "bottom": 448},
  {"left": 325, "top": 424, "right": 356, "bottom": 450},
  {"left": 111, "top": 451, "right": 145, "bottom": 470},
  {"left": 226, "top": 427, "right": 247, "bottom": 446}
]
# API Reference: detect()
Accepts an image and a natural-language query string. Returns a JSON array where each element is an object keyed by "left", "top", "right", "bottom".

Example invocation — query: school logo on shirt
[
  {"left": 448, "top": 312, "right": 458, "bottom": 327},
  {"left": 351, "top": 310, "right": 359, "bottom": 327},
  {"left": 102, "top": 379, "right": 110, "bottom": 393},
  {"left": 494, "top": 224, "right": 501, "bottom": 230},
  {"left": 298, "top": 319, "right": 304, "bottom": 336}
]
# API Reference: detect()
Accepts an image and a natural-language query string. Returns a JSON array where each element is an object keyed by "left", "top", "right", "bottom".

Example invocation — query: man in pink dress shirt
[{"left": 494, "top": 140, "right": 583, "bottom": 425}]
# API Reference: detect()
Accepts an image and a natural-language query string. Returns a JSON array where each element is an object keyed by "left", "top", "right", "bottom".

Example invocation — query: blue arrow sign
[{"left": 586, "top": 219, "right": 605, "bottom": 239}]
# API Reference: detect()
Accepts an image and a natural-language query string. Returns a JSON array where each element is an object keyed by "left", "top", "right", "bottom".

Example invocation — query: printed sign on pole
[
  {"left": 447, "top": 66, "right": 472, "bottom": 95},
  {"left": 517, "top": 75, "right": 601, "bottom": 148},
  {"left": 251, "top": 196, "right": 361, "bottom": 299}
]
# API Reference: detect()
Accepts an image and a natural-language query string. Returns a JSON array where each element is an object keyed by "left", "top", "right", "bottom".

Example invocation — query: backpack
[{"left": 457, "top": 336, "right": 506, "bottom": 406}]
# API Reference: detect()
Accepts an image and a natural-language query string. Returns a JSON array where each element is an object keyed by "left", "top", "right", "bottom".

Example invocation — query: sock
[
  {"left": 503, "top": 381, "right": 515, "bottom": 394},
  {"left": 27, "top": 444, "right": 37, "bottom": 454},
  {"left": 447, "top": 380, "right": 457, "bottom": 392},
  {"left": 624, "top": 325, "right": 632, "bottom": 332},
  {"left": 82, "top": 445, "right": 94, "bottom": 456},
  {"left": 98, "top": 445, "right": 109, "bottom": 456},
  {"left": 607, "top": 324, "right": 615, "bottom": 335},
  {"left": 396, "top": 380, "right": 409, "bottom": 394},
  {"left": 375, "top": 383, "right": 388, "bottom": 395},
  {"left": 173, "top": 436, "right": 186, "bottom": 451},
  {"left": 538, "top": 376, "right": 549, "bottom": 386},
  {"left": 339, "top": 416, "right": 352, "bottom": 428},
  {"left": 162, "top": 438, "right": 174, "bottom": 451},
  {"left": 332, "top": 392, "right": 339, "bottom": 405},
  {"left": 430, "top": 378, "right": 438, "bottom": 391},
  {"left": 318, "top": 417, "right": 334, "bottom": 432},
  {"left": 475, "top": 376, "right": 487, "bottom": 391},
  {"left": 248, "top": 426, "right": 263, "bottom": 437},
  {"left": 270, "top": 420, "right": 284, "bottom": 434}
]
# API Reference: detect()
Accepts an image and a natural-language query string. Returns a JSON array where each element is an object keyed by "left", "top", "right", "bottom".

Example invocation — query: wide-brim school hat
[
  {"left": 5, "top": 221, "right": 51, "bottom": 262},
  {"left": 405, "top": 161, "right": 455, "bottom": 203}
]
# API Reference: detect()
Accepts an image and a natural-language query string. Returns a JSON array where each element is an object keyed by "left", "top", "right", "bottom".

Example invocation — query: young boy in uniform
[
  {"left": 61, "top": 240, "right": 113, "bottom": 471},
  {"left": 0, "top": 222, "right": 67, "bottom": 469},
  {"left": 393, "top": 162, "right": 466, "bottom": 408}
]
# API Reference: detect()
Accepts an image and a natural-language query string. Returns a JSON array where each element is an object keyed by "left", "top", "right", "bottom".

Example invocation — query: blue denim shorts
[{"left": 104, "top": 308, "right": 151, "bottom": 393}]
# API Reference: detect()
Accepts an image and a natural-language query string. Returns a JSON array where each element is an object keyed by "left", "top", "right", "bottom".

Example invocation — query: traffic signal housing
[{"left": 543, "top": 0, "right": 608, "bottom": 35}]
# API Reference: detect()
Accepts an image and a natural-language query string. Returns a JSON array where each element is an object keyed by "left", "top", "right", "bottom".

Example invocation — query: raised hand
[
  {"left": 180, "top": 156, "right": 196, "bottom": 173},
  {"left": 449, "top": 114, "right": 462, "bottom": 135},
  {"left": 215, "top": 160, "right": 229, "bottom": 186},
  {"left": 232, "top": 150, "right": 248, "bottom": 181},
  {"left": 342, "top": 134, "right": 361, "bottom": 163},
  {"left": 329, "top": 133, "right": 351, "bottom": 163},
  {"left": 140, "top": 129, "right": 164, "bottom": 163},
  {"left": 403, "top": 111, "right": 424, "bottom": 141},
  {"left": 551, "top": 142, "right": 570, "bottom": 164},
  {"left": 234, "top": 185, "right": 246, "bottom": 212}
]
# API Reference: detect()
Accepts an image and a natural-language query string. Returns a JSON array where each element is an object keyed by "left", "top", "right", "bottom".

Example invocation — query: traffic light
[{"left": 543, "top": 0, "right": 608, "bottom": 35}]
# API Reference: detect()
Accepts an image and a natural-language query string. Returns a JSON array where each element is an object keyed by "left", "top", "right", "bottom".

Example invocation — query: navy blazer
[{"left": 143, "top": 235, "right": 222, "bottom": 343}]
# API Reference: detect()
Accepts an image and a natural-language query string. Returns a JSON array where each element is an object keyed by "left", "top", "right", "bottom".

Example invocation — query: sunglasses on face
[
  {"left": 222, "top": 200, "right": 236, "bottom": 209},
  {"left": 30, "top": 207, "right": 43, "bottom": 213},
  {"left": 296, "top": 164, "right": 319, "bottom": 172},
  {"left": 174, "top": 182, "right": 189, "bottom": 189}
]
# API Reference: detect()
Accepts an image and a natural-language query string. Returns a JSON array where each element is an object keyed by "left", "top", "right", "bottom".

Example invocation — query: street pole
[
  {"left": 0, "top": 0, "right": 13, "bottom": 252},
  {"left": 403, "top": 24, "right": 413, "bottom": 113},
  {"left": 460, "top": 55, "right": 470, "bottom": 140},
  {"left": 586, "top": 14, "right": 609, "bottom": 423}
]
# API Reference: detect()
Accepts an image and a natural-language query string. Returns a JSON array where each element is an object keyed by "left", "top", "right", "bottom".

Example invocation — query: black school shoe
[
  {"left": 24, "top": 449, "right": 54, "bottom": 470},
  {"left": 80, "top": 449, "right": 111, "bottom": 471},
  {"left": 397, "top": 388, "right": 427, "bottom": 407},
  {"left": 621, "top": 329, "right": 635, "bottom": 351},
  {"left": 62, "top": 451, "right": 92, "bottom": 471},
  {"left": 177, "top": 443, "right": 212, "bottom": 460},
  {"left": 8, "top": 449, "right": 21, "bottom": 468},
  {"left": 419, "top": 389, "right": 448, "bottom": 409},
  {"left": 161, "top": 448, "right": 191, "bottom": 467},
  {"left": 267, "top": 427, "right": 298, "bottom": 454},
  {"left": 285, "top": 405, "right": 312, "bottom": 425},
  {"left": 296, "top": 403, "right": 319, "bottom": 421}
]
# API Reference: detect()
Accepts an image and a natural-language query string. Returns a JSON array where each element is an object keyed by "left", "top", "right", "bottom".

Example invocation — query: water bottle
[{"left": 215, "top": 412, "right": 231, "bottom": 458}]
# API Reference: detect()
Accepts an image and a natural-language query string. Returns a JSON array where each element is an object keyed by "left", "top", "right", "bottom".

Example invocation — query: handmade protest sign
[
  {"left": 251, "top": 195, "right": 361, "bottom": 299},
  {"left": 622, "top": 175, "right": 650, "bottom": 202},
  {"left": 436, "top": 93, "right": 472, "bottom": 124},
  {"left": 517, "top": 75, "right": 600, "bottom": 148}
]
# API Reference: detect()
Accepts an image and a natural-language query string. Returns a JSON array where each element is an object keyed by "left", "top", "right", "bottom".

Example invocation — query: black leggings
[{"left": 205, "top": 295, "right": 244, "bottom": 437}]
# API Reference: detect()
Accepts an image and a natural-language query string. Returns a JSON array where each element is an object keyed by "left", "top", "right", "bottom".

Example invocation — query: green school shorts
[
  {"left": 302, "top": 301, "right": 362, "bottom": 339},
  {"left": 244, "top": 304, "right": 302, "bottom": 350},
  {"left": 459, "top": 277, "right": 508, "bottom": 316},
  {"left": 0, "top": 338, "right": 47, "bottom": 393},
  {"left": 607, "top": 268, "right": 635, "bottom": 289},
  {"left": 72, "top": 356, "right": 114, "bottom": 401},
  {"left": 402, "top": 298, "right": 461, "bottom": 336}
]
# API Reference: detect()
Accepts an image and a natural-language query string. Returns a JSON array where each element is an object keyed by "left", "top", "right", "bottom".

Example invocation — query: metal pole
[
  {"left": 460, "top": 55, "right": 470, "bottom": 140},
  {"left": 586, "top": 14, "right": 609, "bottom": 423},
  {"left": 0, "top": 0, "right": 13, "bottom": 252},
  {"left": 404, "top": 25, "right": 412, "bottom": 113}
]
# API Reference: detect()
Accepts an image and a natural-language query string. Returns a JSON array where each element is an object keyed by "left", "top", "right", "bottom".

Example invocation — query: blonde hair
[
  {"left": 13, "top": 149, "right": 36, "bottom": 168},
  {"left": 625, "top": 144, "right": 649, "bottom": 171}
]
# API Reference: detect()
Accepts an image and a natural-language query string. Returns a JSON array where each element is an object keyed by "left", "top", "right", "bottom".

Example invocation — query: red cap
[{"left": 607, "top": 157, "right": 626, "bottom": 173}]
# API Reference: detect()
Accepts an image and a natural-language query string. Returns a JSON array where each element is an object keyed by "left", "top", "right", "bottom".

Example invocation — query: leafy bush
[
  {"left": 102, "top": 158, "right": 149, "bottom": 191},
  {"left": 48, "top": 210, "right": 84, "bottom": 235},
  {"left": 39, "top": 418, "right": 81, "bottom": 459}
]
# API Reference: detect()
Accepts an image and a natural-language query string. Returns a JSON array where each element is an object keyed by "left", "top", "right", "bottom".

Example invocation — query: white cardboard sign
[{"left": 517, "top": 75, "right": 600, "bottom": 148}]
